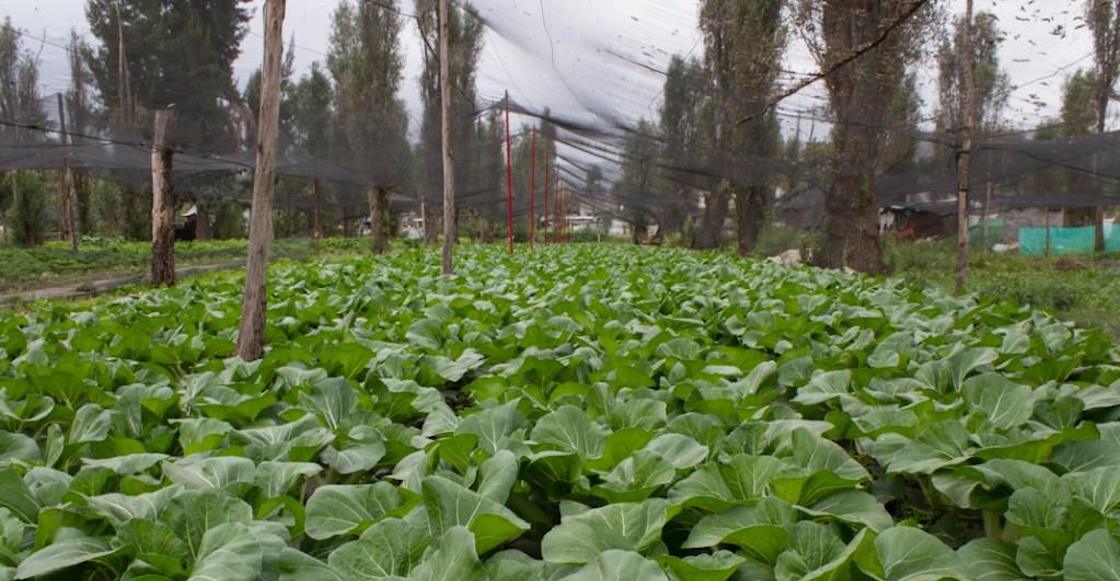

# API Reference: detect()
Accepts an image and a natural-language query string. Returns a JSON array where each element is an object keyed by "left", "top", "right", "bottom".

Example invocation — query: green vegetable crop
[{"left": 0, "top": 245, "right": 1116, "bottom": 580}]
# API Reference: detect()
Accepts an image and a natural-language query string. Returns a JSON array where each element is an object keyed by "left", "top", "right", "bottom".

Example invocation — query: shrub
[{"left": 4, "top": 172, "right": 50, "bottom": 247}]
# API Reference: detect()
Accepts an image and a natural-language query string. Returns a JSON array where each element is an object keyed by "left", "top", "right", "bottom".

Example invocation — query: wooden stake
[
  {"left": 150, "top": 108, "right": 176, "bottom": 287},
  {"left": 1045, "top": 209, "right": 1052, "bottom": 256},
  {"left": 439, "top": 0, "right": 456, "bottom": 274},
  {"left": 237, "top": 0, "right": 285, "bottom": 361}
]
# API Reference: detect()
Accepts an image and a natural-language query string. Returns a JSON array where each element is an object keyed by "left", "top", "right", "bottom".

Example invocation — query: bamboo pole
[{"left": 237, "top": 0, "right": 286, "bottom": 361}]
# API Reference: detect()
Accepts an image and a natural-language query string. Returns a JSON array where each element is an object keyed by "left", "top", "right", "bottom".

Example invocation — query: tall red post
[
  {"left": 529, "top": 129, "right": 536, "bottom": 247},
  {"left": 504, "top": 91, "right": 514, "bottom": 253}
]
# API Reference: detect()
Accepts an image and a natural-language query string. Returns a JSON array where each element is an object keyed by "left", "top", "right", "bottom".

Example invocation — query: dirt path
[{"left": 0, "top": 261, "right": 243, "bottom": 306}]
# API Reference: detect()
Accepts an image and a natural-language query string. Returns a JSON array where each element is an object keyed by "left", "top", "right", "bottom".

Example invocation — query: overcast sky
[{"left": 1, "top": 0, "right": 1101, "bottom": 159}]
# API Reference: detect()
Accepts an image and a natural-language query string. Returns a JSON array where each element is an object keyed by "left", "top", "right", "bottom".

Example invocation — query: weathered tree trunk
[
  {"left": 422, "top": 197, "right": 437, "bottom": 245},
  {"left": 694, "top": 187, "right": 728, "bottom": 250},
  {"left": 369, "top": 187, "right": 389, "bottom": 254},
  {"left": 150, "top": 108, "right": 176, "bottom": 287},
  {"left": 631, "top": 210, "right": 647, "bottom": 245},
  {"left": 735, "top": 185, "right": 768, "bottom": 255},
  {"left": 123, "top": 187, "right": 143, "bottom": 241},
  {"left": 955, "top": 0, "right": 977, "bottom": 292},
  {"left": 812, "top": 0, "right": 920, "bottom": 274},
  {"left": 60, "top": 165, "right": 77, "bottom": 250},
  {"left": 439, "top": 0, "right": 456, "bottom": 274},
  {"left": 195, "top": 202, "right": 213, "bottom": 241},
  {"left": 237, "top": 0, "right": 285, "bottom": 362},
  {"left": 56, "top": 93, "right": 78, "bottom": 253},
  {"left": 819, "top": 159, "right": 883, "bottom": 272},
  {"left": 312, "top": 177, "right": 322, "bottom": 254}
]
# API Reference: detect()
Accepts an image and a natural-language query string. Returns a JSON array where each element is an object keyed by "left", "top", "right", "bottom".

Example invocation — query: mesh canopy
[{"left": 0, "top": 0, "right": 1114, "bottom": 237}]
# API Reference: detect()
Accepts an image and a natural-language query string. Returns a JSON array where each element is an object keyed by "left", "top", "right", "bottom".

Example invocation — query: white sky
[{"left": 0, "top": 0, "right": 1102, "bottom": 176}]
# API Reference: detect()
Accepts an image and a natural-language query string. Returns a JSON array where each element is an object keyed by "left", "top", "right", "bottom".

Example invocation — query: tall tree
[
  {"left": 936, "top": 11, "right": 1010, "bottom": 136},
  {"left": 416, "top": 0, "right": 483, "bottom": 245},
  {"left": 795, "top": 0, "right": 932, "bottom": 272},
  {"left": 1086, "top": 0, "right": 1119, "bottom": 250},
  {"left": 86, "top": 0, "right": 251, "bottom": 150},
  {"left": 67, "top": 30, "right": 96, "bottom": 234},
  {"left": 1088, "top": 0, "right": 1120, "bottom": 134},
  {"left": 1053, "top": 68, "right": 1109, "bottom": 231},
  {"left": 1060, "top": 69, "right": 1099, "bottom": 138},
  {"left": 613, "top": 120, "right": 660, "bottom": 244},
  {"left": 0, "top": 22, "right": 49, "bottom": 246},
  {"left": 660, "top": 56, "right": 712, "bottom": 238},
  {"left": 699, "top": 0, "right": 787, "bottom": 254},
  {"left": 328, "top": 0, "right": 411, "bottom": 254},
  {"left": 881, "top": 71, "right": 923, "bottom": 174},
  {"left": 87, "top": 0, "right": 251, "bottom": 240},
  {"left": 0, "top": 19, "right": 47, "bottom": 145}
]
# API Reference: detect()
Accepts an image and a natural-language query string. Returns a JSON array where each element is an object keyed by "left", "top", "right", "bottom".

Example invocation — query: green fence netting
[
  {"left": 970, "top": 219, "right": 1005, "bottom": 247},
  {"left": 1107, "top": 225, "right": 1120, "bottom": 253},
  {"left": 1020, "top": 226, "right": 1097, "bottom": 255}
]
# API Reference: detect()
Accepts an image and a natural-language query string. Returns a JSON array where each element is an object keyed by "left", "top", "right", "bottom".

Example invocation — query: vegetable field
[{"left": 0, "top": 245, "right": 1117, "bottom": 580}]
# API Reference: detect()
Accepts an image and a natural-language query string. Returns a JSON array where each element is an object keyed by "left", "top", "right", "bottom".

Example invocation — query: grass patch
[{"left": 887, "top": 239, "right": 1120, "bottom": 337}]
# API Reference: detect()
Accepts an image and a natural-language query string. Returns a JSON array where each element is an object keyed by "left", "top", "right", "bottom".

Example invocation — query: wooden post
[
  {"left": 554, "top": 168, "right": 561, "bottom": 244},
  {"left": 312, "top": 177, "right": 322, "bottom": 254},
  {"left": 237, "top": 0, "right": 286, "bottom": 361},
  {"left": 955, "top": 0, "right": 977, "bottom": 292},
  {"left": 369, "top": 188, "right": 387, "bottom": 254},
  {"left": 543, "top": 160, "right": 551, "bottom": 244},
  {"left": 57, "top": 93, "right": 78, "bottom": 253},
  {"left": 504, "top": 91, "right": 514, "bottom": 253},
  {"left": 1095, "top": 205, "right": 1105, "bottom": 253},
  {"left": 439, "top": 0, "right": 456, "bottom": 274},
  {"left": 562, "top": 182, "right": 568, "bottom": 242},
  {"left": 983, "top": 181, "right": 992, "bottom": 250},
  {"left": 1045, "top": 209, "right": 1052, "bottom": 256},
  {"left": 149, "top": 108, "right": 176, "bottom": 286},
  {"left": 530, "top": 129, "right": 536, "bottom": 247}
]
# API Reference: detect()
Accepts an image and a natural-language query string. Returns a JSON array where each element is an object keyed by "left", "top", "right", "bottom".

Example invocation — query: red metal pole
[
  {"left": 529, "top": 129, "right": 536, "bottom": 247},
  {"left": 504, "top": 91, "right": 514, "bottom": 253}
]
